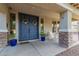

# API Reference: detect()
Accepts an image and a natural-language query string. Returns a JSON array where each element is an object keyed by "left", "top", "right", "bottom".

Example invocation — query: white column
[
  {"left": 16, "top": 12, "right": 19, "bottom": 40},
  {"left": 0, "top": 13, "right": 8, "bottom": 32},
  {"left": 0, "top": 13, "right": 8, "bottom": 47},
  {"left": 59, "top": 10, "right": 72, "bottom": 48},
  {"left": 59, "top": 11, "right": 72, "bottom": 32},
  {"left": 0, "top": 4, "right": 8, "bottom": 47}
]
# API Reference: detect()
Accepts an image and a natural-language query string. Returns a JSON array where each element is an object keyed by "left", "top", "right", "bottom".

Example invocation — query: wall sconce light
[
  {"left": 52, "top": 23, "right": 53, "bottom": 27},
  {"left": 41, "top": 23, "right": 43, "bottom": 27},
  {"left": 40, "top": 18, "right": 44, "bottom": 28}
]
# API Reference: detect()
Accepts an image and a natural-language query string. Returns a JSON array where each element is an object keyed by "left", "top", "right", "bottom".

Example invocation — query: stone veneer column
[
  {"left": 59, "top": 10, "right": 73, "bottom": 48},
  {"left": 0, "top": 32, "right": 7, "bottom": 47},
  {"left": 59, "top": 32, "right": 73, "bottom": 48}
]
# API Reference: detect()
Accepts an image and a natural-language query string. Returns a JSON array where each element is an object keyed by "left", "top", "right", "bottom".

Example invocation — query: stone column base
[
  {"left": 0, "top": 32, "right": 7, "bottom": 47},
  {"left": 59, "top": 32, "right": 73, "bottom": 48}
]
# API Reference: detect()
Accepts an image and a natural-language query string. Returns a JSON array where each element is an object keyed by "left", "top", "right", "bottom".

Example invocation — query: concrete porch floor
[
  {"left": 0, "top": 38, "right": 78, "bottom": 56},
  {"left": 0, "top": 39, "right": 67, "bottom": 56}
]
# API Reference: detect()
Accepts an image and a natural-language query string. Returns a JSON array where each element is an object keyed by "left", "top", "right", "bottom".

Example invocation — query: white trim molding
[
  {"left": 0, "top": 30, "right": 8, "bottom": 32},
  {"left": 59, "top": 29, "right": 78, "bottom": 32}
]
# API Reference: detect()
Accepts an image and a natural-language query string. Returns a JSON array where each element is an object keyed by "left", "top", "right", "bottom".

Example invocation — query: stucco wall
[
  {"left": 15, "top": 13, "right": 54, "bottom": 40},
  {"left": 0, "top": 4, "right": 8, "bottom": 13},
  {"left": 44, "top": 17, "right": 52, "bottom": 33},
  {"left": 39, "top": 16, "right": 53, "bottom": 34},
  {"left": 16, "top": 14, "right": 53, "bottom": 40}
]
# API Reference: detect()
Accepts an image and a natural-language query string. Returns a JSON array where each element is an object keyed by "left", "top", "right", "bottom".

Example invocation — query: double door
[{"left": 19, "top": 13, "right": 39, "bottom": 41}]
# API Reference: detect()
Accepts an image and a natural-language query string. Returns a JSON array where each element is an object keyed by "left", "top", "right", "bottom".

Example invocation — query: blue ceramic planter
[
  {"left": 41, "top": 36, "right": 45, "bottom": 41},
  {"left": 8, "top": 39, "right": 17, "bottom": 46}
]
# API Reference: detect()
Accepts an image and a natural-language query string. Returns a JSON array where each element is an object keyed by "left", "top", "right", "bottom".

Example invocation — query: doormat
[{"left": 20, "top": 42, "right": 30, "bottom": 45}]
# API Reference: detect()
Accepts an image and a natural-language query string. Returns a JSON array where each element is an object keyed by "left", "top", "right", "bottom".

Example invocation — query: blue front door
[{"left": 19, "top": 13, "right": 39, "bottom": 41}]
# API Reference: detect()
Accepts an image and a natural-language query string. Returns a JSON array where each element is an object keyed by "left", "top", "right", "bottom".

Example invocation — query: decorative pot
[
  {"left": 41, "top": 36, "right": 45, "bottom": 41},
  {"left": 8, "top": 39, "right": 17, "bottom": 46}
]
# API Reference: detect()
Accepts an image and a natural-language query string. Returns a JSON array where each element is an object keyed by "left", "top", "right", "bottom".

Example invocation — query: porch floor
[{"left": 0, "top": 39, "right": 78, "bottom": 56}]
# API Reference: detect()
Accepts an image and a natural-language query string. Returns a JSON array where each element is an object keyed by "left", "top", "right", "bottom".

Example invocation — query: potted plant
[
  {"left": 7, "top": 32, "right": 17, "bottom": 47},
  {"left": 40, "top": 18, "right": 46, "bottom": 41},
  {"left": 40, "top": 31, "right": 46, "bottom": 41}
]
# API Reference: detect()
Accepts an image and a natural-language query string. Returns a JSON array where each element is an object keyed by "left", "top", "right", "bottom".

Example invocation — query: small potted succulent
[{"left": 40, "top": 31, "right": 46, "bottom": 41}]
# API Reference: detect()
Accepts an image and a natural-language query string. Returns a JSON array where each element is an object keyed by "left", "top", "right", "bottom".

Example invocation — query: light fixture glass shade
[
  {"left": 41, "top": 23, "right": 43, "bottom": 27},
  {"left": 52, "top": 24, "right": 53, "bottom": 27}
]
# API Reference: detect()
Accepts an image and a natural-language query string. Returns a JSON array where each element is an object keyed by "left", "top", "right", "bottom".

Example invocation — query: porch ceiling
[
  {"left": 29, "top": 3, "right": 66, "bottom": 13},
  {"left": 7, "top": 3, "right": 66, "bottom": 13},
  {"left": 6, "top": 3, "right": 79, "bottom": 21},
  {"left": 7, "top": 3, "right": 67, "bottom": 21},
  {"left": 70, "top": 3, "right": 79, "bottom": 9}
]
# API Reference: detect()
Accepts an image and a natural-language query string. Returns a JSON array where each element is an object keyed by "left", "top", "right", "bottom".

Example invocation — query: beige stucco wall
[
  {"left": 0, "top": 4, "right": 58, "bottom": 41},
  {"left": 44, "top": 17, "right": 52, "bottom": 33},
  {"left": 39, "top": 16, "right": 53, "bottom": 36},
  {"left": 9, "top": 4, "right": 59, "bottom": 40},
  {"left": 0, "top": 4, "right": 8, "bottom": 13},
  {"left": 15, "top": 13, "right": 54, "bottom": 40},
  {"left": 15, "top": 13, "right": 53, "bottom": 40}
]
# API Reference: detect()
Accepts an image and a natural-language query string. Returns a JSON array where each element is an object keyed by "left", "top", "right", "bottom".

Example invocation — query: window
[{"left": 9, "top": 13, "right": 16, "bottom": 39}]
